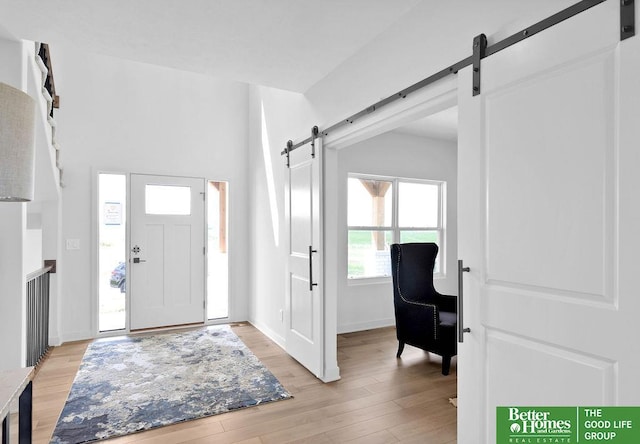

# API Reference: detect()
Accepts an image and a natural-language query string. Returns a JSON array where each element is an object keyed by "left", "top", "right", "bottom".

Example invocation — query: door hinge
[
  {"left": 472, "top": 33, "right": 487, "bottom": 96},
  {"left": 621, "top": 0, "right": 635, "bottom": 40},
  {"left": 203, "top": 246, "right": 206, "bottom": 255}
]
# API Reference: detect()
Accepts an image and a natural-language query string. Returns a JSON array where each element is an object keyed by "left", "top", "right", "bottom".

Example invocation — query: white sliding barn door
[
  {"left": 285, "top": 138, "right": 324, "bottom": 378},
  {"left": 457, "top": 2, "right": 640, "bottom": 443}
]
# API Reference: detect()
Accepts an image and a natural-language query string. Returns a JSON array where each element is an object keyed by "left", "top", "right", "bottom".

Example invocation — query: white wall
[
  {"left": 337, "top": 131, "right": 457, "bottom": 333},
  {"left": 24, "top": 229, "right": 43, "bottom": 274},
  {"left": 24, "top": 209, "right": 43, "bottom": 274},
  {"left": 53, "top": 47, "right": 250, "bottom": 342},
  {"left": 247, "top": 85, "right": 317, "bottom": 345}
]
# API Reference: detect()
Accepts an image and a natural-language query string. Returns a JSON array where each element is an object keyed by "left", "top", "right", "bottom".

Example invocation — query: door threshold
[{"left": 130, "top": 322, "right": 205, "bottom": 335}]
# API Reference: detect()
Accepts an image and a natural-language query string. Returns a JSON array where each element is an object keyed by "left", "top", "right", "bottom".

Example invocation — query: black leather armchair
[{"left": 390, "top": 243, "right": 457, "bottom": 375}]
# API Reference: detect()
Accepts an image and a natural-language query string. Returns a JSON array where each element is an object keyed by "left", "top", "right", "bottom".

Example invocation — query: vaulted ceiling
[
  {"left": 0, "top": 0, "right": 422, "bottom": 92},
  {"left": 0, "top": 1, "right": 578, "bottom": 94}
]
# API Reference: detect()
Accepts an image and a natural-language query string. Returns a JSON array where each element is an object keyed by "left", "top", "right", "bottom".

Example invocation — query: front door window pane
[{"left": 145, "top": 185, "right": 191, "bottom": 215}]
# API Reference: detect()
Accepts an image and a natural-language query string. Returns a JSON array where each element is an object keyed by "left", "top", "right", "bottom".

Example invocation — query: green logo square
[{"left": 497, "top": 406, "right": 640, "bottom": 443}]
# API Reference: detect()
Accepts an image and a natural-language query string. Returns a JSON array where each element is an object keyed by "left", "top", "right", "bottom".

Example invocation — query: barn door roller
[
  {"left": 285, "top": 140, "right": 292, "bottom": 168},
  {"left": 621, "top": 0, "right": 635, "bottom": 40},
  {"left": 310, "top": 125, "right": 319, "bottom": 159},
  {"left": 284, "top": 127, "right": 319, "bottom": 166},
  {"left": 472, "top": 34, "right": 487, "bottom": 96}
]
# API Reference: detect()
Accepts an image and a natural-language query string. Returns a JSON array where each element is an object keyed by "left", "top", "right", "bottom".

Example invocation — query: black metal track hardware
[
  {"left": 621, "top": 0, "right": 635, "bottom": 40},
  {"left": 310, "top": 125, "right": 319, "bottom": 158},
  {"left": 472, "top": 34, "right": 487, "bottom": 96},
  {"left": 285, "top": 140, "right": 292, "bottom": 168},
  {"left": 485, "top": 0, "right": 605, "bottom": 58},
  {"left": 281, "top": 0, "right": 609, "bottom": 157}
]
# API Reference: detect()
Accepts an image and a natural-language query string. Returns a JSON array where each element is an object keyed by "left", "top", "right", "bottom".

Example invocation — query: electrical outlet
[{"left": 279, "top": 309, "right": 284, "bottom": 322}]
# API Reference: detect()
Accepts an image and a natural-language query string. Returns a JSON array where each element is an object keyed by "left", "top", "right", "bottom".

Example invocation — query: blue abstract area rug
[{"left": 51, "top": 325, "right": 292, "bottom": 443}]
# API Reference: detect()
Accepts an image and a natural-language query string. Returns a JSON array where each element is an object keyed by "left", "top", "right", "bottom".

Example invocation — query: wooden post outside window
[
  {"left": 218, "top": 182, "right": 227, "bottom": 254},
  {"left": 359, "top": 180, "right": 391, "bottom": 250},
  {"left": 210, "top": 181, "right": 227, "bottom": 254}
]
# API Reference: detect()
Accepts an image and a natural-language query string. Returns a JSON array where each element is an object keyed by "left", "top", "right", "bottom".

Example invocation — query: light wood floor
[{"left": 31, "top": 324, "right": 457, "bottom": 443}]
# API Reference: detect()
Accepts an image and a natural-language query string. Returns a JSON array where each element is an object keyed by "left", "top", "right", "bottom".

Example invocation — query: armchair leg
[
  {"left": 442, "top": 355, "right": 451, "bottom": 375},
  {"left": 396, "top": 341, "right": 405, "bottom": 358}
]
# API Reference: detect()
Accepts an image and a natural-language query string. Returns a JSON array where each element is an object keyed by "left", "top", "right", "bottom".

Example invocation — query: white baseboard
[
  {"left": 337, "top": 318, "right": 395, "bottom": 335},
  {"left": 248, "top": 319, "right": 286, "bottom": 351},
  {"left": 60, "top": 330, "right": 94, "bottom": 344}
]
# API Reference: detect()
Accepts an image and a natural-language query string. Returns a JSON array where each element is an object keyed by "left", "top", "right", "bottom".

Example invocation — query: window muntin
[{"left": 347, "top": 175, "right": 445, "bottom": 279}]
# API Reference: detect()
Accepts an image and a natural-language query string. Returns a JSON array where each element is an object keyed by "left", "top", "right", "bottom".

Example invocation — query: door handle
[
  {"left": 309, "top": 245, "right": 318, "bottom": 291},
  {"left": 458, "top": 259, "right": 471, "bottom": 343},
  {"left": 132, "top": 257, "right": 147, "bottom": 264}
]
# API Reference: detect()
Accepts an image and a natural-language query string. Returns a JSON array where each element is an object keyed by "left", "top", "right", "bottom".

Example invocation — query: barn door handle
[
  {"left": 458, "top": 260, "right": 471, "bottom": 343},
  {"left": 309, "top": 246, "right": 318, "bottom": 291}
]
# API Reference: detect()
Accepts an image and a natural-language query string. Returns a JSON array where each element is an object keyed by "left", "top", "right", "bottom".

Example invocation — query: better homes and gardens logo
[
  {"left": 497, "top": 406, "right": 640, "bottom": 443},
  {"left": 499, "top": 407, "right": 573, "bottom": 443}
]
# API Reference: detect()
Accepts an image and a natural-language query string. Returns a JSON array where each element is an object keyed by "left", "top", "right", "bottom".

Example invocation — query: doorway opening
[
  {"left": 335, "top": 105, "right": 459, "bottom": 335},
  {"left": 97, "top": 174, "right": 230, "bottom": 333},
  {"left": 329, "top": 103, "right": 459, "bottom": 383}
]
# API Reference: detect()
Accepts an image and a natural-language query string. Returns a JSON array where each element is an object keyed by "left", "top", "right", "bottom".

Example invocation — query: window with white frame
[{"left": 347, "top": 175, "right": 445, "bottom": 279}]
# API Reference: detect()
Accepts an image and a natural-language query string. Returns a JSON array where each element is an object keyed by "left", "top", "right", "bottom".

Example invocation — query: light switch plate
[{"left": 66, "top": 239, "right": 80, "bottom": 250}]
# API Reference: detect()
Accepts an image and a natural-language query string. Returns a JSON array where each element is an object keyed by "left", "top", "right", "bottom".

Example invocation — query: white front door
[
  {"left": 457, "top": 2, "right": 640, "bottom": 442},
  {"left": 130, "top": 174, "right": 205, "bottom": 330},
  {"left": 285, "top": 138, "right": 324, "bottom": 378}
]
